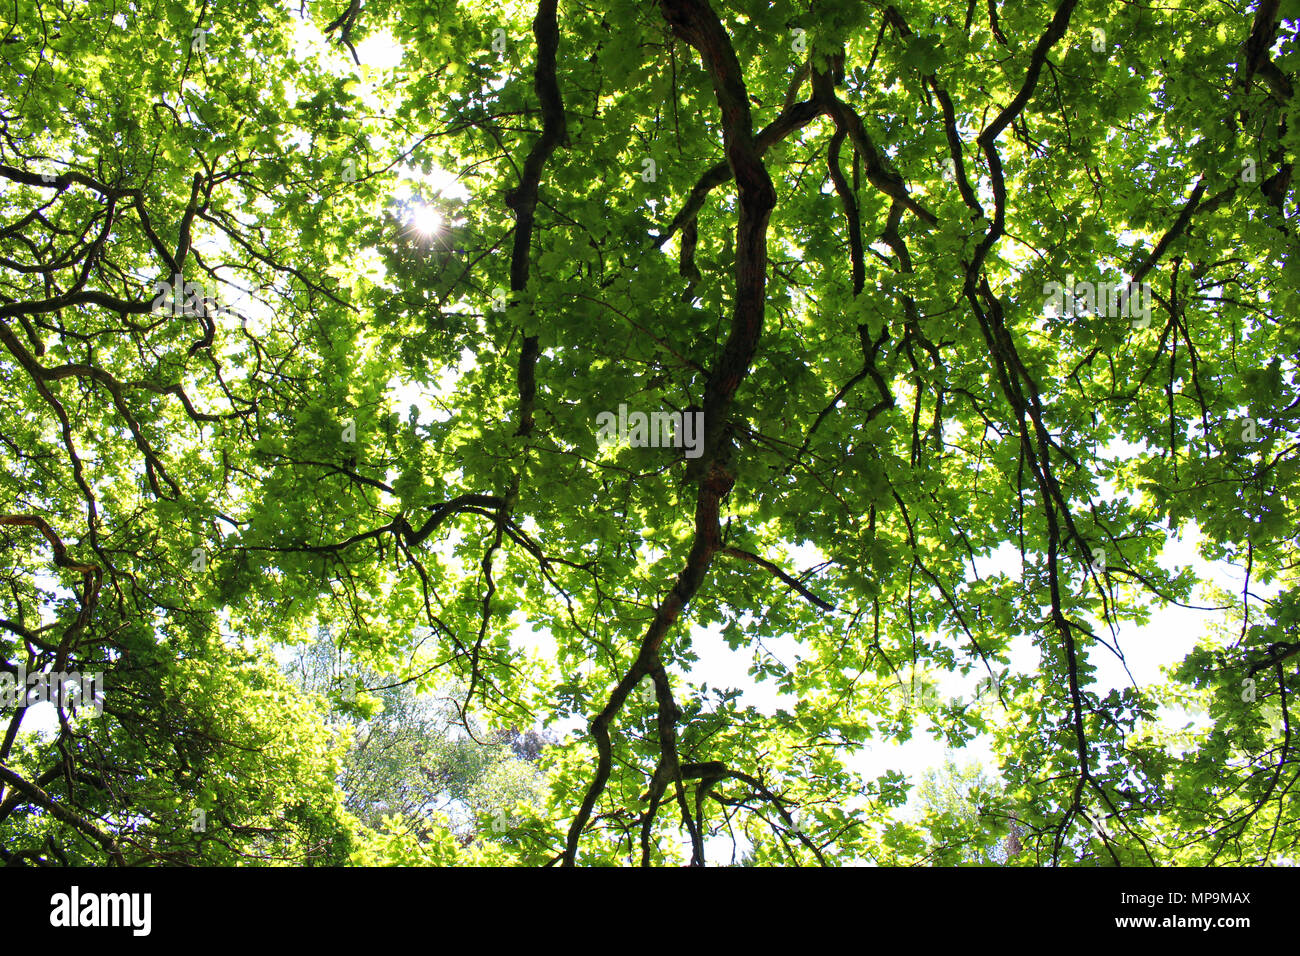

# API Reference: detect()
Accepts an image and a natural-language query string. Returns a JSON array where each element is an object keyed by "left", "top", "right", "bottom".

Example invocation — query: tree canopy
[{"left": 0, "top": 0, "right": 1297, "bottom": 866}]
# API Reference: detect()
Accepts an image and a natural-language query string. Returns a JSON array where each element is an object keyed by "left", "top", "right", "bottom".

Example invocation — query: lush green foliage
[{"left": 0, "top": 0, "right": 1297, "bottom": 866}]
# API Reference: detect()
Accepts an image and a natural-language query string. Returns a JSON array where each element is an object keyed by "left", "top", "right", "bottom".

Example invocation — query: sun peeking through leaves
[{"left": 405, "top": 201, "right": 443, "bottom": 239}]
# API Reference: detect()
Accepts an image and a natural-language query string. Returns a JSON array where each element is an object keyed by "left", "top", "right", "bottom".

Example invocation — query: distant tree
[
  {"left": 904, "top": 757, "right": 1015, "bottom": 866},
  {"left": 284, "top": 631, "right": 553, "bottom": 852}
]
